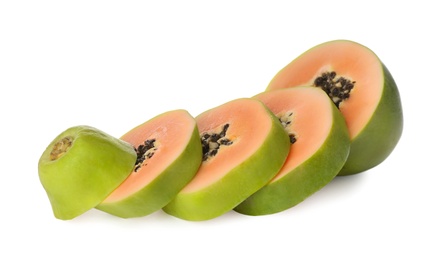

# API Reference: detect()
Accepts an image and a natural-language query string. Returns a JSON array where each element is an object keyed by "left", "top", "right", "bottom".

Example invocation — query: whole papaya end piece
[
  {"left": 267, "top": 40, "right": 403, "bottom": 175},
  {"left": 96, "top": 110, "right": 202, "bottom": 218},
  {"left": 38, "top": 126, "right": 136, "bottom": 220},
  {"left": 163, "top": 98, "right": 290, "bottom": 221},
  {"left": 235, "top": 87, "right": 350, "bottom": 215}
]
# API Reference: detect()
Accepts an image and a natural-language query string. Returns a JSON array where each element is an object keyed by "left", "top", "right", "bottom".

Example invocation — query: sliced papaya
[
  {"left": 267, "top": 40, "right": 403, "bottom": 175},
  {"left": 163, "top": 98, "right": 290, "bottom": 221},
  {"left": 234, "top": 87, "right": 350, "bottom": 215},
  {"left": 96, "top": 109, "right": 202, "bottom": 218},
  {"left": 38, "top": 125, "right": 136, "bottom": 220}
]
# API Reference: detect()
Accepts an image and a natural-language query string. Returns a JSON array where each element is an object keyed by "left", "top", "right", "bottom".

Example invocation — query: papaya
[
  {"left": 267, "top": 39, "right": 403, "bottom": 175},
  {"left": 96, "top": 109, "right": 202, "bottom": 218},
  {"left": 38, "top": 126, "right": 136, "bottom": 220},
  {"left": 235, "top": 86, "right": 350, "bottom": 215},
  {"left": 163, "top": 98, "right": 290, "bottom": 221}
]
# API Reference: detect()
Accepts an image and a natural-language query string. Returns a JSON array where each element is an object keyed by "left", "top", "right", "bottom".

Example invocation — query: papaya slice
[
  {"left": 267, "top": 39, "right": 403, "bottom": 175},
  {"left": 96, "top": 109, "right": 202, "bottom": 218},
  {"left": 38, "top": 126, "right": 136, "bottom": 220},
  {"left": 163, "top": 98, "right": 290, "bottom": 221},
  {"left": 234, "top": 87, "right": 350, "bottom": 215}
]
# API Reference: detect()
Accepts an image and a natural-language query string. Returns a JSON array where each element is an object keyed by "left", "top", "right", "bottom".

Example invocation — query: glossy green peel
[{"left": 38, "top": 125, "right": 136, "bottom": 220}]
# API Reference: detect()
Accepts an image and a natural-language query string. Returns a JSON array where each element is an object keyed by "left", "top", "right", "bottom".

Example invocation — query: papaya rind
[
  {"left": 234, "top": 94, "right": 350, "bottom": 215},
  {"left": 96, "top": 119, "right": 202, "bottom": 218},
  {"left": 38, "top": 126, "right": 136, "bottom": 220},
  {"left": 163, "top": 101, "right": 291, "bottom": 221},
  {"left": 338, "top": 63, "right": 403, "bottom": 175}
]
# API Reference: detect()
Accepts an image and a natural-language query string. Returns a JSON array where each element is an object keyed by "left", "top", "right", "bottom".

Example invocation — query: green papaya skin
[
  {"left": 38, "top": 126, "right": 136, "bottom": 220},
  {"left": 338, "top": 64, "right": 403, "bottom": 175}
]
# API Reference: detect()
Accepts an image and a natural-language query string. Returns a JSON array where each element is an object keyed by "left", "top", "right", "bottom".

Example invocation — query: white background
[{"left": 1, "top": 1, "right": 443, "bottom": 259}]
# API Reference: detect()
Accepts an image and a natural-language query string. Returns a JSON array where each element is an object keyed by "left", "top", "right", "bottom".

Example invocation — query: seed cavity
[
  {"left": 134, "top": 139, "right": 157, "bottom": 172},
  {"left": 278, "top": 112, "right": 298, "bottom": 144},
  {"left": 313, "top": 71, "right": 355, "bottom": 108},
  {"left": 201, "top": 124, "right": 233, "bottom": 161},
  {"left": 50, "top": 136, "right": 74, "bottom": 161}
]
